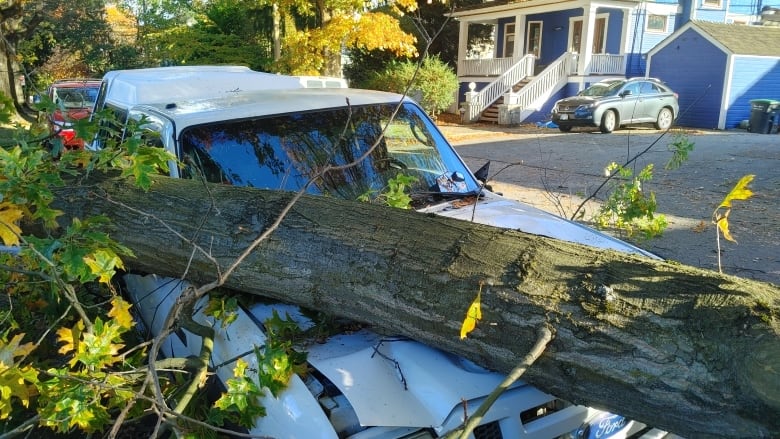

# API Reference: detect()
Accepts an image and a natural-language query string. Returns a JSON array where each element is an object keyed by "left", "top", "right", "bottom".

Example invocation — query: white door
[{"left": 569, "top": 16, "right": 607, "bottom": 53}]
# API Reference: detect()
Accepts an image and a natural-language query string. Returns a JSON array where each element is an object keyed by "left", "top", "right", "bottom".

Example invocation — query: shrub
[{"left": 364, "top": 55, "right": 458, "bottom": 118}]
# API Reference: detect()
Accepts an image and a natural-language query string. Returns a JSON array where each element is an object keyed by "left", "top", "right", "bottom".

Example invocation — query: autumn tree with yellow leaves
[{"left": 264, "top": 0, "right": 419, "bottom": 76}]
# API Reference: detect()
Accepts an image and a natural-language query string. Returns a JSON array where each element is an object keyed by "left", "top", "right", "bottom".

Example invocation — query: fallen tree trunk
[{"left": 49, "top": 172, "right": 780, "bottom": 438}]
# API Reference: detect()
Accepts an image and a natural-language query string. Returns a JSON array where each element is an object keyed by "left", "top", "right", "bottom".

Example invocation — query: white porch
[{"left": 458, "top": 53, "right": 627, "bottom": 78}]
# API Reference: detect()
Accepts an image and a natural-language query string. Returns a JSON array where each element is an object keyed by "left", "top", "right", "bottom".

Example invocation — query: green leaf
[{"left": 211, "top": 359, "right": 266, "bottom": 428}]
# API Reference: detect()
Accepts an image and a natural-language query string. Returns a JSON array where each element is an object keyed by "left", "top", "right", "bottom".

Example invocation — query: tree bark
[{"left": 48, "top": 172, "right": 780, "bottom": 439}]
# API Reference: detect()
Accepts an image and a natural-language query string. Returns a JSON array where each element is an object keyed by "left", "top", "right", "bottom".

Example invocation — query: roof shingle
[{"left": 691, "top": 21, "right": 780, "bottom": 57}]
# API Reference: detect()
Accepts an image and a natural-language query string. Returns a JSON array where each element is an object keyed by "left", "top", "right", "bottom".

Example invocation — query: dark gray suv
[{"left": 551, "top": 77, "right": 679, "bottom": 133}]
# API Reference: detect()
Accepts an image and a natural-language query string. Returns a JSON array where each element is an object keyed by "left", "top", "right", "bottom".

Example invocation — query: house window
[
  {"left": 647, "top": 14, "right": 667, "bottom": 32},
  {"left": 702, "top": 0, "right": 722, "bottom": 8},
  {"left": 503, "top": 23, "right": 515, "bottom": 58},
  {"left": 526, "top": 21, "right": 542, "bottom": 58}
]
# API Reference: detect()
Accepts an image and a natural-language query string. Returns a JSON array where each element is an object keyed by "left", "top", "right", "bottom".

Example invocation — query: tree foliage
[
  {"left": 18, "top": 0, "right": 122, "bottom": 84},
  {"left": 0, "top": 98, "right": 294, "bottom": 437},
  {"left": 272, "top": 0, "right": 418, "bottom": 75},
  {"left": 131, "top": 0, "right": 274, "bottom": 70},
  {"left": 362, "top": 55, "right": 458, "bottom": 117}
]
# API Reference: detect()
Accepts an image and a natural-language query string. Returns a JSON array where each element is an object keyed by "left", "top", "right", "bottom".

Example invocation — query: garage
[{"left": 646, "top": 21, "right": 780, "bottom": 130}]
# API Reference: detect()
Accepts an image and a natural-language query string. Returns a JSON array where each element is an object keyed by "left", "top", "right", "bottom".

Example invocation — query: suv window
[
  {"left": 179, "top": 103, "right": 476, "bottom": 204},
  {"left": 622, "top": 82, "right": 641, "bottom": 96},
  {"left": 640, "top": 81, "right": 661, "bottom": 95}
]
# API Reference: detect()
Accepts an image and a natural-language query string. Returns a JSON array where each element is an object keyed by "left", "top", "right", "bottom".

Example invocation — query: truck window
[{"left": 178, "top": 103, "right": 477, "bottom": 204}]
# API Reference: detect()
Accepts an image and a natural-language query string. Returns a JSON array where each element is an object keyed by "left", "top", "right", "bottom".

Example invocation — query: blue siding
[
  {"left": 628, "top": 10, "right": 678, "bottom": 53},
  {"left": 525, "top": 86, "right": 573, "bottom": 123},
  {"left": 604, "top": 9, "right": 624, "bottom": 54},
  {"left": 648, "top": 28, "right": 726, "bottom": 129},
  {"left": 626, "top": 54, "right": 646, "bottom": 78},
  {"left": 623, "top": 8, "right": 678, "bottom": 76},
  {"left": 680, "top": 1, "right": 693, "bottom": 23},
  {"left": 489, "top": 9, "right": 629, "bottom": 66},
  {"left": 695, "top": 9, "right": 727, "bottom": 22},
  {"left": 527, "top": 10, "right": 580, "bottom": 65},
  {"left": 692, "top": 0, "right": 780, "bottom": 20},
  {"left": 726, "top": 58, "right": 780, "bottom": 128}
]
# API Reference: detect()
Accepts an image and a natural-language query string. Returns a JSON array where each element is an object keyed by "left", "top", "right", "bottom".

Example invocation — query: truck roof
[
  {"left": 49, "top": 78, "right": 102, "bottom": 89},
  {"left": 135, "top": 87, "right": 411, "bottom": 128},
  {"left": 102, "top": 66, "right": 318, "bottom": 109}
]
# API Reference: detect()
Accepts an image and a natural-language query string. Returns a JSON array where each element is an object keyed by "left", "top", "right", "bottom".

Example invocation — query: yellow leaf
[
  {"left": 716, "top": 215, "right": 736, "bottom": 243},
  {"left": 0, "top": 334, "right": 38, "bottom": 419},
  {"left": 0, "top": 333, "right": 35, "bottom": 369},
  {"left": 56, "top": 320, "right": 84, "bottom": 362},
  {"left": 0, "top": 202, "right": 23, "bottom": 247},
  {"left": 108, "top": 297, "right": 134, "bottom": 330},
  {"left": 718, "top": 174, "right": 754, "bottom": 209},
  {"left": 460, "top": 283, "right": 483, "bottom": 340},
  {"left": 234, "top": 358, "right": 248, "bottom": 377},
  {"left": 83, "top": 250, "right": 125, "bottom": 284},
  {"left": 713, "top": 175, "right": 754, "bottom": 243}
]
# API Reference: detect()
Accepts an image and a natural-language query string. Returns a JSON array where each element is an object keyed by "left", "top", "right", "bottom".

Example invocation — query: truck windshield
[
  {"left": 179, "top": 103, "right": 479, "bottom": 205},
  {"left": 52, "top": 86, "right": 99, "bottom": 109}
]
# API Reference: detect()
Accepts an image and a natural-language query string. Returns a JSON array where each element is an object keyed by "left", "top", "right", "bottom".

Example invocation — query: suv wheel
[
  {"left": 558, "top": 125, "right": 572, "bottom": 132},
  {"left": 600, "top": 110, "right": 616, "bottom": 133},
  {"left": 655, "top": 108, "right": 673, "bottom": 130}
]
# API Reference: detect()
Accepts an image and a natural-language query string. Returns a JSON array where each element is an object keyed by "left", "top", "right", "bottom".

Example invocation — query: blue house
[
  {"left": 448, "top": 0, "right": 780, "bottom": 126},
  {"left": 647, "top": 21, "right": 780, "bottom": 129}
]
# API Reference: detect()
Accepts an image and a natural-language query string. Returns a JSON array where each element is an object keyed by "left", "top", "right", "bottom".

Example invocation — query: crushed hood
[
  {"left": 419, "top": 192, "right": 656, "bottom": 257},
  {"left": 305, "top": 329, "right": 548, "bottom": 429}
]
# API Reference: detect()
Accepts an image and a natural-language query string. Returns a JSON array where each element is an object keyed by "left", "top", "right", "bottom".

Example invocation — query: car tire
[
  {"left": 600, "top": 110, "right": 617, "bottom": 133},
  {"left": 558, "top": 125, "right": 572, "bottom": 132},
  {"left": 655, "top": 108, "right": 673, "bottom": 130}
]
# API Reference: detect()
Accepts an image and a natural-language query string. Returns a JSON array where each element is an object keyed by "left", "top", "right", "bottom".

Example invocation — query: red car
[{"left": 46, "top": 79, "right": 101, "bottom": 149}]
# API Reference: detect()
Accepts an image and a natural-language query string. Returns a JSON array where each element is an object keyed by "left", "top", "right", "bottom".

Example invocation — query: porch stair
[
  {"left": 479, "top": 79, "right": 531, "bottom": 123},
  {"left": 468, "top": 52, "right": 574, "bottom": 124}
]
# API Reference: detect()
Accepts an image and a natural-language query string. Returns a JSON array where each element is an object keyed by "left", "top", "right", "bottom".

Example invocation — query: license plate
[{"left": 559, "top": 114, "right": 569, "bottom": 120}]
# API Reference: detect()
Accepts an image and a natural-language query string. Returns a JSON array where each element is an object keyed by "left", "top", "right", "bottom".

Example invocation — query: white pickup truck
[{"left": 94, "top": 67, "right": 672, "bottom": 439}]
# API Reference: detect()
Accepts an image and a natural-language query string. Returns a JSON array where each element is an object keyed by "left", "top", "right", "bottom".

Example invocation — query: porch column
[
  {"left": 457, "top": 20, "right": 469, "bottom": 76},
  {"left": 513, "top": 14, "right": 526, "bottom": 59},
  {"left": 577, "top": 4, "right": 598, "bottom": 75}
]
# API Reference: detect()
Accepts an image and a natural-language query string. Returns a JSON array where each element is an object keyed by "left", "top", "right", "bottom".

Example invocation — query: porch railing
[
  {"left": 458, "top": 56, "right": 521, "bottom": 77},
  {"left": 503, "top": 52, "right": 573, "bottom": 111},
  {"left": 571, "top": 53, "right": 626, "bottom": 75},
  {"left": 463, "top": 54, "right": 536, "bottom": 122}
]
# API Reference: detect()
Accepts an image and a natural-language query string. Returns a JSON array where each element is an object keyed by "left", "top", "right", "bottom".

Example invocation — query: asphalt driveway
[{"left": 440, "top": 124, "right": 780, "bottom": 285}]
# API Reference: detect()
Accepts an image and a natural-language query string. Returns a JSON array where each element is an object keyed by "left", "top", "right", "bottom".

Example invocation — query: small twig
[{"left": 443, "top": 326, "right": 554, "bottom": 439}]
